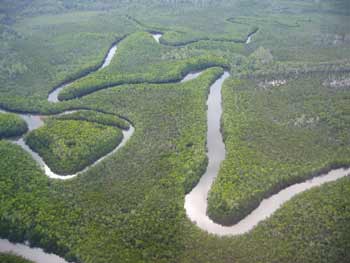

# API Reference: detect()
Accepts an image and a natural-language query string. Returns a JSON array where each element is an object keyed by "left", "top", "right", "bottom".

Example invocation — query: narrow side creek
[
  {"left": 152, "top": 33, "right": 162, "bottom": 43},
  {"left": 0, "top": 33, "right": 203, "bottom": 262},
  {"left": 48, "top": 43, "right": 118, "bottom": 103},
  {"left": 2, "top": 31, "right": 349, "bottom": 262},
  {"left": 245, "top": 29, "right": 258, "bottom": 44},
  {"left": 0, "top": 109, "right": 135, "bottom": 180}
]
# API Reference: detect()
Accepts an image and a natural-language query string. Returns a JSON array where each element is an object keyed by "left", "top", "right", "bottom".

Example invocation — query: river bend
[
  {"left": 184, "top": 71, "right": 350, "bottom": 236},
  {"left": 1, "top": 32, "right": 350, "bottom": 263},
  {"left": 0, "top": 33, "right": 203, "bottom": 262}
]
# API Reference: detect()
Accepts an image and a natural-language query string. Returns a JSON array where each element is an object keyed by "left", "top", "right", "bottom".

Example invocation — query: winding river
[
  {"left": 1, "top": 32, "right": 350, "bottom": 262},
  {"left": 1, "top": 36, "right": 131, "bottom": 263},
  {"left": 1, "top": 37, "right": 132, "bottom": 180},
  {"left": 0, "top": 33, "right": 201, "bottom": 262},
  {"left": 13, "top": 113, "right": 134, "bottom": 180},
  {"left": 184, "top": 71, "right": 350, "bottom": 235},
  {"left": 48, "top": 43, "right": 118, "bottom": 103}
]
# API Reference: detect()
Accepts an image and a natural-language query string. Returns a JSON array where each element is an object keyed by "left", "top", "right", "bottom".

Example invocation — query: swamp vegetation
[
  {"left": 0, "top": 0, "right": 350, "bottom": 262},
  {"left": 0, "top": 113, "right": 27, "bottom": 139}
]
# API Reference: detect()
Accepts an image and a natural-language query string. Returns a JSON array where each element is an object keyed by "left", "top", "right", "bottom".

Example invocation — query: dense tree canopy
[
  {"left": 25, "top": 119, "right": 123, "bottom": 175},
  {"left": 0, "top": 0, "right": 349, "bottom": 262},
  {"left": 0, "top": 113, "right": 27, "bottom": 139}
]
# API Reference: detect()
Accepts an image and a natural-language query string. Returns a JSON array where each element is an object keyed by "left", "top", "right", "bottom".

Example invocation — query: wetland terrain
[{"left": 1, "top": 1, "right": 350, "bottom": 262}]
